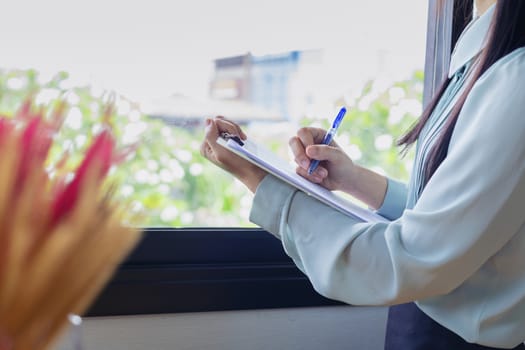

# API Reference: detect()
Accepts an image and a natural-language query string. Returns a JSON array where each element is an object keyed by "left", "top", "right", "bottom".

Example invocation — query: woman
[{"left": 201, "top": 0, "right": 525, "bottom": 348}]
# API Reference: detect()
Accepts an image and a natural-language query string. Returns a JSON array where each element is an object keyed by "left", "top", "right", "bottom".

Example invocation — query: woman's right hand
[
  {"left": 289, "top": 127, "right": 357, "bottom": 193},
  {"left": 289, "top": 126, "right": 388, "bottom": 210}
]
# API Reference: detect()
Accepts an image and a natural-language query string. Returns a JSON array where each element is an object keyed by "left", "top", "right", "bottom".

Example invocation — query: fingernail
[
  {"left": 301, "top": 159, "right": 310, "bottom": 169},
  {"left": 205, "top": 119, "right": 211, "bottom": 126},
  {"left": 317, "top": 168, "right": 327, "bottom": 177}
]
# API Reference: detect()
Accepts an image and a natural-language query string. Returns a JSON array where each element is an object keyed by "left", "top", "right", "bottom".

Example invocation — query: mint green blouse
[{"left": 249, "top": 6, "right": 525, "bottom": 348}]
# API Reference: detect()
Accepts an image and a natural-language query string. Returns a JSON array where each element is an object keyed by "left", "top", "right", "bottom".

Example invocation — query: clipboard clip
[{"left": 220, "top": 132, "right": 244, "bottom": 146}]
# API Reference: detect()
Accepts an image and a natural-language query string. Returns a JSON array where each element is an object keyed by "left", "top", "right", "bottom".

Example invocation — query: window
[
  {"left": 0, "top": 0, "right": 462, "bottom": 315},
  {"left": 1, "top": 0, "right": 427, "bottom": 227}
]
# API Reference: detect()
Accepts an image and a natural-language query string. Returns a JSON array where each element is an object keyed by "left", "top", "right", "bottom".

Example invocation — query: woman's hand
[
  {"left": 289, "top": 126, "right": 388, "bottom": 209},
  {"left": 200, "top": 116, "right": 267, "bottom": 193},
  {"left": 289, "top": 127, "right": 357, "bottom": 192}
]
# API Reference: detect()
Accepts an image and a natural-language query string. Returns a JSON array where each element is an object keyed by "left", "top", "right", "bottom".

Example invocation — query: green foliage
[
  {"left": 0, "top": 69, "right": 252, "bottom": 227},
  {"left": 0, "top": 68, "right": 422, "bottom": 227},
  {"left": 302, "top": 73, "right": 423, "bottom": 180}
]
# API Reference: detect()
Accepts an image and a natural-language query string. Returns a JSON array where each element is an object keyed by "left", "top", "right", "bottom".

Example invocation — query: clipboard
[{"left": 217, "top": 135, "right": 389, "bottom": 223}]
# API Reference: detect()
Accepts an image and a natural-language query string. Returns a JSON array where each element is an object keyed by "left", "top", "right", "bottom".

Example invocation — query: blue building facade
[{"left": 211, "top": 51, "right": 302, "bottom": 120}]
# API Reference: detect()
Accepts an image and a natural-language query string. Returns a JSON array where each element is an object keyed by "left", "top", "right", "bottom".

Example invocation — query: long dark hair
[{"left": 398, "top": 0, "right": 525, "bottom": 184}]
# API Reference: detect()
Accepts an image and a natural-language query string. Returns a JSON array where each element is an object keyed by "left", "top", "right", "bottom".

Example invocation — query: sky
[{"left": 0, "top": 0, "right": 428, "bottom": 103}]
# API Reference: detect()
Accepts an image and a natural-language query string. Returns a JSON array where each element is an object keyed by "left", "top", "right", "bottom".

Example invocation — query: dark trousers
[{"left": 385, "top": 303, "right": 525, "bottom": 350}]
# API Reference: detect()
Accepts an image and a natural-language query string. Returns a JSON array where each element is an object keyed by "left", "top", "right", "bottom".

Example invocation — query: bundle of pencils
[{"left": 0, "top": 99, "right": 142, "bottom": 350}]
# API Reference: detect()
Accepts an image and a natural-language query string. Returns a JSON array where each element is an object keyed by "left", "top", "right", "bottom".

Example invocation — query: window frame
[
  {"left": 423, "top": 0, "right": 472, "bottom": 106},
  {"left": 88, "top": 228, "right": 339, "bottom": 316},
  {"left": 88, "top": 0, "right": 468, "bottom": 317}
]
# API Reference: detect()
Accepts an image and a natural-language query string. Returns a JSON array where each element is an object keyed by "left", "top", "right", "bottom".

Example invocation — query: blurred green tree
[{"left": 0, "top": 68, "right": 422, "bottom": 227}]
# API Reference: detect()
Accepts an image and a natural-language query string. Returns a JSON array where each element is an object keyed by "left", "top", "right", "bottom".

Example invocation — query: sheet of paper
[{"left": 217, "top": 137, "right": 389, "bottom": 223}]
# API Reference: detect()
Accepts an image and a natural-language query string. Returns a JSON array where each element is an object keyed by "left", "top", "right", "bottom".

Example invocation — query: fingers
[
  {"left": 201, "top": 117, "right": 248, "bottom": 167},
  {"left": 289, "top": 127, "right": 327, "bottom": 170},
  {"left": 291, "top": 142, "right": 341, "bottom": 183},
  {"left": 200, "top": 119, "right": 218, "bottom": 160},
  {"left": 200, "top": 140, "right": 213, "bottom": 160},
  {"left": 306, "top": 144, "right": 341, "bottom": 162},
  {"left": 295, "top": 164, "right": 328, "bottom": 183},
  {"left": 297, "top": 127, "right": 327, "bottom": 146},
  {"left": 289, "top": 136, "right": 310, "bottom": 170},
  {"left": 215, "top": 116, "right": 247, "bottom": 140}
]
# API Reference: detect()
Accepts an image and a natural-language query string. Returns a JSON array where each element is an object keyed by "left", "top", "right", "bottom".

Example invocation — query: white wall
[{"left": 56, "top": 306, "right": 388, "bottom": 350}]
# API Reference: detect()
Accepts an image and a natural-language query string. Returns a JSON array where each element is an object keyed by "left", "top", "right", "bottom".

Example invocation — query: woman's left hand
[{"left": 200, "top": 116, "right": 267, "bottom": 193}]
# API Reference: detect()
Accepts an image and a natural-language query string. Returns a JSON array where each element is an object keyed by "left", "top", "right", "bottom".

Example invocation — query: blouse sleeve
[
  {"left": 249, "top": 48, "right": 525, "bottom": 306},
  {"left": 375, "top": 178, "right": 407, "bottom": 220}
]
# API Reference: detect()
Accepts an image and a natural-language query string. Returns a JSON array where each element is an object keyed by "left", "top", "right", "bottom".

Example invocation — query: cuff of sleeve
[
  {"left": 376, "top": 178, "right": 407, "bottom": 221},
  {"left": 249, "top": 174, "right": 297, "bottom": 238}
]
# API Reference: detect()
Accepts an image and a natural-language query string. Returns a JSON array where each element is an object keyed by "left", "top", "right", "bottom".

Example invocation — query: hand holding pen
[{"left": 308, "top": 107, "right": 347, "bottom": 175}]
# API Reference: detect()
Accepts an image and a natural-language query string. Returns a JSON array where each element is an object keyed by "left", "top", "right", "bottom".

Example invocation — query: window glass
[{"left": 0, "top": 0, "right": 427, "bottom": 227}]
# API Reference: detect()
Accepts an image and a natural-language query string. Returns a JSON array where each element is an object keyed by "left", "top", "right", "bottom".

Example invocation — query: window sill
[{"left": 87, "top": 228, "right": 339, "bottom": 316}]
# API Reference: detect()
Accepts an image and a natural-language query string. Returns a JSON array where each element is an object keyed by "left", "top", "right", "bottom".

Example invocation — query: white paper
[{"left": 217, "top": 137, "right": 389, "bottom": 223}]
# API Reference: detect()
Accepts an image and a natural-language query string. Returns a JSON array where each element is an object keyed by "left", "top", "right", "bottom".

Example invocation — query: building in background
[
  {"left": 144, "top": 47, "right": 397, "bottom": 128},
  {"left": 210, "top": 50, "right": 322, "bottom": 121},
  {"left": 144, "top": 51, "right": 314, "bottom": 128}
]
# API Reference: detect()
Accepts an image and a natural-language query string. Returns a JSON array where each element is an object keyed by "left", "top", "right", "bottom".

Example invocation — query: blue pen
[{"left": 307, "top": 106, "right": 347, "bottom": 175}]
